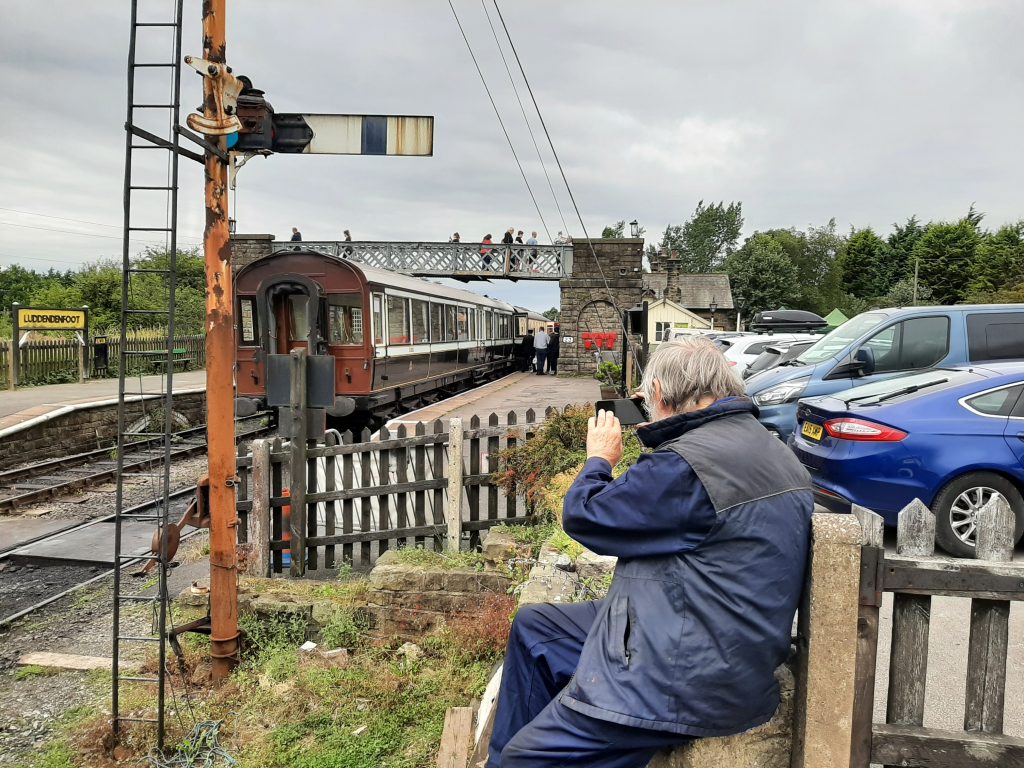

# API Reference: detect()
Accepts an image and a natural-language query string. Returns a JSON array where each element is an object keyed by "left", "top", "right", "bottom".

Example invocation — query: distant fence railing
[
  {"left": 851, "top": 498, "right": 1024, "bottom": 767},
  {"left": 0, "top": 332, "right": 205, "bottom": 387},
  {"left": 237, "top": 409, "right": 555, "bottom": 573}
]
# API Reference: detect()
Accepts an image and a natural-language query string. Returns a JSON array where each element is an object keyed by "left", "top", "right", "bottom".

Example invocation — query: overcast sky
[{"left": 2, "top": 0, "right": 1023, "bottom": 310}]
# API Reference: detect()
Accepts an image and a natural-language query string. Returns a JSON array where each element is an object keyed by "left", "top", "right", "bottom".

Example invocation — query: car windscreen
[
  {"left": 842, "top": 369, "right": 982, "bottom": 406},
  {"left": 796, "top": 313, "right": 887, "bottom": 365},
  {"left": 747, "top": 347, "right": 785, "bottom": 373}
]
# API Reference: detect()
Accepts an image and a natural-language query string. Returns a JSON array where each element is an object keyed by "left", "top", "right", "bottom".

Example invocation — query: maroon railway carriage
[{"left": 233, "top": 249, "right": 522, "bottom": 425}]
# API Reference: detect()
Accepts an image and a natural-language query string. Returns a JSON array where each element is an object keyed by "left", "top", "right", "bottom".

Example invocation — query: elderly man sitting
[{"left": 487, "top": 336, "right": 813, "bottom": 768}]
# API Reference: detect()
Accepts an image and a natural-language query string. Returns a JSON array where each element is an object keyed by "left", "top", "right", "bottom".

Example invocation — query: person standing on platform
[
  {"left": 526, "top": 231, "right": 539, "bottom": 271},
  {"left": 342, "top": 229, "right": 353, "bottom": 257},
  {"left": 450, "top": 232, "right": 461, "bottom": 243},
  {"left": 290, "top": 227, "right": 302, "bottom": 242},
  {"left": 546, "top": 327, "right": 560, "bottom": 374},
  {"left": 502, "top": 228, "right": 516, "bottom": 271},
  {"left": 533, "top": 327, "right": 550, "bottom": 375},
  {"left": 481, "top": 234, "right": 494, "bottom": 269},
  {"left": 518, "top": 330, "right": 535, "bottom": 372}
]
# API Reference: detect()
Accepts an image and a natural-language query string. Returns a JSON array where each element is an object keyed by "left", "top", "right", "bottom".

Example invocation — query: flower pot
[{"left": 599, "top": 385, "right": 619, "bottom": 399}]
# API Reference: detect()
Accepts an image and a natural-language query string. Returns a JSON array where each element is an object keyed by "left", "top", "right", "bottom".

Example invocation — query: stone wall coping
[
  {"left": 231, "top": 233, "right": 276, "bottom": 240},
  {"left": 0, "top": 388, "right": 207, "bottom": 441}
]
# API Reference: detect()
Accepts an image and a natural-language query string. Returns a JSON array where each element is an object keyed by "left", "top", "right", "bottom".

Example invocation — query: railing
[
  {"left": 851, "top": 498, "right": 1024, "bottom": 767},
  {"left": 270, "top": 240, "right": 573, "bottom": 279},
  {"left": 238, "top": 408, "right": 557, "bottom": 573}
]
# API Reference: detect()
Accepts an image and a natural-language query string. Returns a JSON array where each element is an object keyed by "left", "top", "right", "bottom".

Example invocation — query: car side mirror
[{"left": 853, "top": 346, "right": 876, "bottom": 376}]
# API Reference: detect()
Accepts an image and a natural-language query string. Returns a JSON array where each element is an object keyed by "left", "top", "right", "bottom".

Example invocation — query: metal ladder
[{"left": 112, "top": 0, "right": 186, "bottom": 748}]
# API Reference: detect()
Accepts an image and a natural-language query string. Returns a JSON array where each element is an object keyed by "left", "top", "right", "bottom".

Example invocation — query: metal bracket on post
[{"left": 183, "top": 56, "right": 243, "bottom": 136}]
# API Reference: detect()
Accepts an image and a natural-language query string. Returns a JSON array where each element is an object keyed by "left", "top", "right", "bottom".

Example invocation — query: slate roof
[{"left": 642, "top": 271, "right": 734, "bottom": 310}]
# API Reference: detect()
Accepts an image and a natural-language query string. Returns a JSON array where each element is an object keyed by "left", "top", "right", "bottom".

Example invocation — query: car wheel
[{"left": 931, "top": 472, "right": 1024, "bottom": 558}]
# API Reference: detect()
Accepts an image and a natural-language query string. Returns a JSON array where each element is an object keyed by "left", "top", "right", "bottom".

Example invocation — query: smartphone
[{"left": 595, "top": 399, "right": 646, "bottom": 426}]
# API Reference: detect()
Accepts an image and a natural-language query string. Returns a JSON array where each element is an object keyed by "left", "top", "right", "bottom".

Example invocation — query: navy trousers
[
  {"left": 534, "top": 349, "right": 548, "bottom": 374},
  {"left": 488, "top": 601, "right": 692, "bottom": 768}
]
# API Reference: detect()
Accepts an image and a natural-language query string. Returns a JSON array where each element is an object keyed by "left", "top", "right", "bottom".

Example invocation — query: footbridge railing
[{"left": 270, "top": 240, "right": 573, "bottom": 280}]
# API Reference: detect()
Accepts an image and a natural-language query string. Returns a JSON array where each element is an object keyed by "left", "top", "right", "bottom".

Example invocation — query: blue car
[
  {"left": 790, "top": 363, "right": 1024, "bottom": 557},
  {"left": 746, "top": 304, "right": 1024, "bottom": 439}
]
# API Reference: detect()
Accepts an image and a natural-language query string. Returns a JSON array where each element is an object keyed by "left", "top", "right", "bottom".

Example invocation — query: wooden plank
[
  {"left": 342, "top": 430, "right": 354, "bottom": 568},
  {"left": 964, "top": 496, "right": 1014, "bottom": 734},
  {"left": 446, "top": 417, "right": 464, "bottom": 552},
  {"left": 505, "top": 411, "right": 519, "bottom": 520},
  {"left": 271, "top": 437, "right": 284, "bottom": 574},
  {"left": 432, "top": 420, "right": 446, "bottom": 550},
  {"left": 379, "top": 425, "right": 392, "bottom": 558},
  {"left": 436, "top": 706, "right": 475, "bottom": 768},
  {"left": 395, "top": 425, "right": 410, "bottom": 550},
  {"left": 236, "top": 444, "right": 249, "bottom": 544},
  {"left": 883, "top": 557, "right": 1024, "bottom": 600},
  {"left": 414, "top": 422, "right": 427, "bottom": 548},
  {"left": 359, "top": 427, "right": 372, "bottom": 567},
  {"left": 289, "top": 524, "right": 448, "bottom": 547},
  {"left": 324, "top": 431, "right": 337, "bottom": 569},
  {"left": 851, "top": 505, "right": 885, "bottom": 768},
  {"left": 305, "top": 432, "right": 448, "bottom": 457},
  {"left": 306, "top": 431, "right": 319, "bottom": 572},
  {"left": 469, "top": 415, "right": 481, "bottom": 544},
  {"left": 871, "top": 724, "right": 1024, "bottom": 767},
  {"left": 886, "top": 499, "right": 935, "bottom": 742},
  {"left": 248, "top": 439, "right": 271, "bottom": 578},
  {"left": 487, "top": 413, "right": 500, "bottom": 530}
]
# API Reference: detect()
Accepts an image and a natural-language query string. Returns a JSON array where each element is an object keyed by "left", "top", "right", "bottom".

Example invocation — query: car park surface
[{"left": 790, "top": 363, "right": 1024, "bottom": 557}]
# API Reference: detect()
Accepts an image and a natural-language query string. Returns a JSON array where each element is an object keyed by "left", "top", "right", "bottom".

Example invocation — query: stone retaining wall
[{"left": 0, "top": 391, "right": 207, "bottom": 470}]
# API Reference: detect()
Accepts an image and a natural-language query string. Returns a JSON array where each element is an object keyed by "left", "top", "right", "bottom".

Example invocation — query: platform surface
[
  {"left": 0, "top": 370, "right": 206, "bottom": 432},
  {"left": 387, "top": 372, "right": 601, "bottom": 429},
  {"left": 8, "top": 519, "right": 156, "bottom": 566},
  {"left": 0, "top": 517, "right": 77, "bottom": 553}
]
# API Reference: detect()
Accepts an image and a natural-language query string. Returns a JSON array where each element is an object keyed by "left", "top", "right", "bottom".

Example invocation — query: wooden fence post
[
  {"left": 6, "top": 340, "right": 14, "bottom": 391},
  {"left": 446, "top": 417, "right": 464, "bottom": 553},
  {"left": 850, "top": 505, "right": 885, "bottom": 768},
  {"left": 964, "top": 496, "right": 1014, "bottom": 734},
  {"left": 289, "top": 349, "right": 308, "bottom": 576},
  {"left": 885, "top": 498, "right": 935, "bottom": 755},
  {"left": 249, "top": 439, "right": 271, "bottom": 578}
]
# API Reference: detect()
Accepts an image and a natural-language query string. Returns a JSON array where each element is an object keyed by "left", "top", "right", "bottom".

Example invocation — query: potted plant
[{"left": 596, "top": 361, "right": 622, "bottom": 399}]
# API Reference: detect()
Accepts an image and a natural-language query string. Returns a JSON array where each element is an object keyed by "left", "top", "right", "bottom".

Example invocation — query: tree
[
  {"left": 887, "top": 216, "right": 925, "bottom": 284},
  {"left": 841, "top": 228, "right": 892, "bottom": 300},
  {"left": 602, "top": 221, "right": 626, "bottom": 238},
  {"left": 912, "top": 216, "right": 983, "bottom": 304},
  {"left": 724, "top": 233, "right": 800, "bottom": 319},
  {"left": 881, "top": 277, "right": 932, "bottom": 308},
  {"left": 542, "top": 307, "right": 560, "bottom": 322},
  {"left": 659, "top": 200, "right": 743, "bottom": 273},
  {"left": 0, "top": 264, "right": 46, "bottom": 308},
  {"left": 967, "top": 222, "right": 1024, "bottom": 299},
  {"left": 800, "top": 220, "right": 847, "bottom": 314}
]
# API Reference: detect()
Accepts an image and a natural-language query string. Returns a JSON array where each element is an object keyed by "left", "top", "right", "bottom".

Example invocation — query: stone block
[
  {"left": 649, "top": 663, "right": 795, "bottom": 768},
  {"left": 481, "top": 530, "right": 518, "bottom": 564},
  {"left": 517, "top": 563, "right": 577, "bottom": 606},
  {"left": 368, "top": 563, "right": 428, "bottom": 592},
  {"left": 250, "top": 594, "right": 313, "bottom": 619},
  {"left": 576, "top": 549, "right": 617, "bottom": 583}
]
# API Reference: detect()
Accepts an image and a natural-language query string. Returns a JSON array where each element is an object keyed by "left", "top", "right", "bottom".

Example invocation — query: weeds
[
  {"left": 390, "top": 547, "right": 486, "bottom": 571},
  {"left": 14, "top": 664, "right": 59, "bottom": 681}
]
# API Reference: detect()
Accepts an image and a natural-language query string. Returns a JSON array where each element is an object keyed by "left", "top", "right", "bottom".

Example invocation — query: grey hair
[{"left": 639, "top": 336, "right": 745, "bottom": 414}]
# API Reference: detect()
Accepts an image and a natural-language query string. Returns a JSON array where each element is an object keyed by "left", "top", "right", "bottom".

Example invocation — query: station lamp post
[
  {"left": 709, "top": 297, "right": 718, "bottom": 331},
  {"left": 630, "top": 220, "right": 640, "bottom": 238}
]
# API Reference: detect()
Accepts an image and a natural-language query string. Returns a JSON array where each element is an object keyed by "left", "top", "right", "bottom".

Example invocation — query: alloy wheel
[{"left": 949, "top": 486, "right": 1004, "bottom": 547}]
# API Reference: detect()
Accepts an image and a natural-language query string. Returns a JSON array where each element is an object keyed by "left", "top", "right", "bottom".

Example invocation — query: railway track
[{"left": 0, "top": 413, "right": 272, "bottom": 512}]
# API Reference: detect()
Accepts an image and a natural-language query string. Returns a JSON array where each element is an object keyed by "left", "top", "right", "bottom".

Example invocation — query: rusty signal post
[
  {"left": 182, "top": 1, "right": 434, "bottom": 682},
  {"left": 185, "top": 0, "right": 241, "bottom": 681}
]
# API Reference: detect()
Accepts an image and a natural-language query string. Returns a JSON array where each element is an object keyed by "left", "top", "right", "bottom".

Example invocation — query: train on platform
[{"left": 233, "top": 248, "right": 543, "bottom": 428}]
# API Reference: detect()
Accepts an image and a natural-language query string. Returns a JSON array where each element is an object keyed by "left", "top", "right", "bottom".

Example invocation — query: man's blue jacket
[{"left": 560, "top": 398, "right": 813, "bottom": 737}]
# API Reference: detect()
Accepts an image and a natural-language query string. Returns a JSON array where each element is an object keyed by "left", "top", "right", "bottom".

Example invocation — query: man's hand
[{"left": 587, "top": 409, "right": 623, "bottom": 466}]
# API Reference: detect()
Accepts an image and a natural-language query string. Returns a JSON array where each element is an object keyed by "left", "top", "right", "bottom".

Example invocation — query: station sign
[{"left": 15, "top": 307, "right": 88, "bottom": 331}]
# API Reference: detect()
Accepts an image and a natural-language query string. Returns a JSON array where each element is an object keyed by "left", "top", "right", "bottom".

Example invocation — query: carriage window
[
  {"left": 430, "top": 302, "right": 445, "bottom": 341},
  {"left": 467, "top": 309, "right": 476, "bottom": 341},
  {"left": 327, "top": 294, "right": 363, "bottom": 345},
  {"left": 372, "top": 293, "right": 384, "bottom": 345},
  {"left": 239, "top": 297, "right": 258, "bottom": 345},
  {"left": 456, "top": 308, "right": 469, "bottom": 340},
  {"left": 289, "top": 295, "right": 310, "bottom": 341},
  {"left": 446, "top": 305, "right": 459, "bottom": 341},
  {"left": 410, "top": 299, "right": 429, "bottom": 344},
  {"left": 387, "top": 296, "right": 410, "bottom": 344}
]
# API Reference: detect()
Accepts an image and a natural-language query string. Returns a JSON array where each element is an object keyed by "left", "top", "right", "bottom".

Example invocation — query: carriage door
[{"left": 267, "top": 282, "right": 321, "bottom": 356}]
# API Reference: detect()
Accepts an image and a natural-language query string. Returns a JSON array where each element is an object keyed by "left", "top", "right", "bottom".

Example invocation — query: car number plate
[{"left": 801, "top": 421, "right": 824, "bottom": 441}]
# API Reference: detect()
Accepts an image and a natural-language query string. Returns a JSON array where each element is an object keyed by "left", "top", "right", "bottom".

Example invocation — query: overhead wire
[
  {"left": 479, "top": 0, "right": 571, "bottom": 238},
  {"left": 491, "top": 0, "right": 646, "bottom": 376},
  {"left": 447, "top": 0, "right": 553, "bottom": 243}
]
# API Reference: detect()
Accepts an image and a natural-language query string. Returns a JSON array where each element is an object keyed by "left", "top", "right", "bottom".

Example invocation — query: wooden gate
[{"left": 851, "top": 498, "right": 1024, "bottom": 767}]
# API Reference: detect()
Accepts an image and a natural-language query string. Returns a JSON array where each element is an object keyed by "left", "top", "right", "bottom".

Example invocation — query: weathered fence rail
[
  {"left": 0, "top": 333, "right": 205, "bottom": 386},
  {"left": 238, "top": 408, "right": 552, "bottom": 574},
  {"left": 852, "top": 497, "right": 1024, "bottom": 767}
]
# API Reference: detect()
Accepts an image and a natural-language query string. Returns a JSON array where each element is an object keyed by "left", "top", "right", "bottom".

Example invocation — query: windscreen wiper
[{"left": 845, "top": 378, "right": 948, "bottom": 407}]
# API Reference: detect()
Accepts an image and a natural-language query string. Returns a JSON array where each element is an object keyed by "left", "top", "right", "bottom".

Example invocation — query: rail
[{"left": 270, "top": 240, "right": 573, "bottom": 280}]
